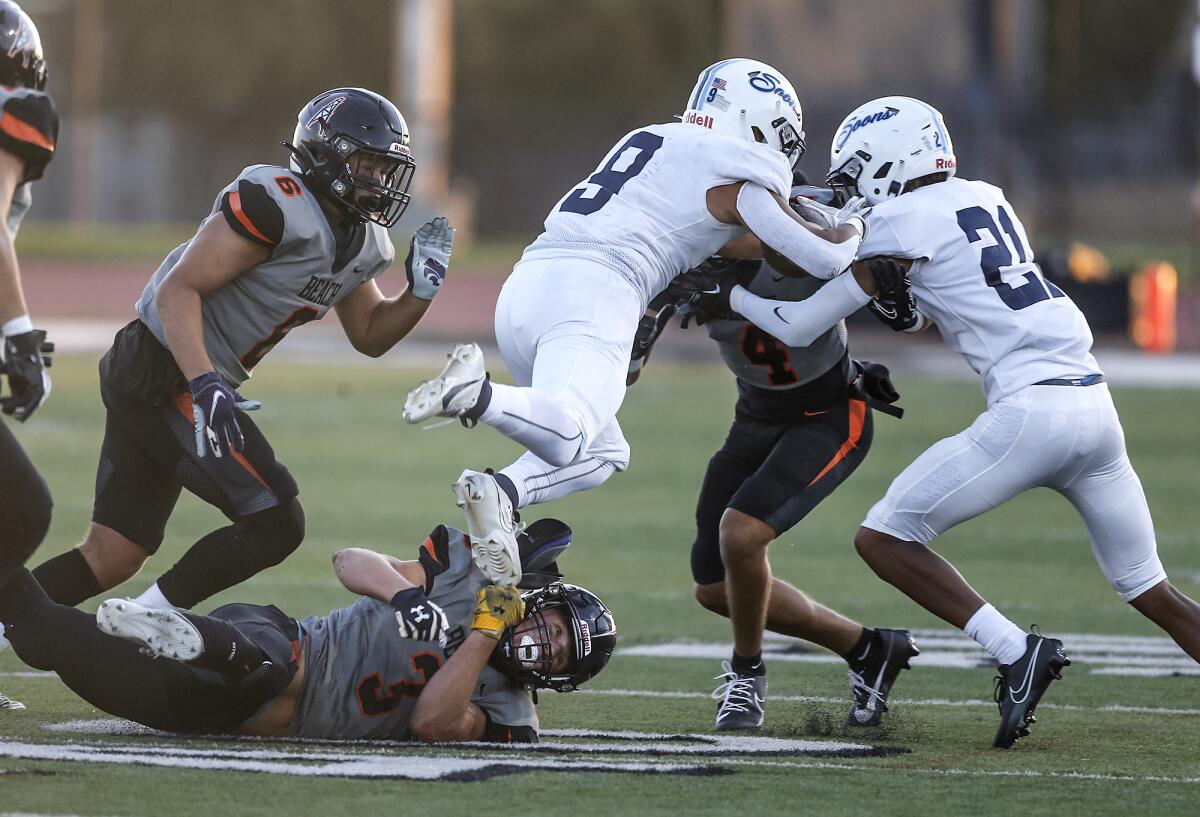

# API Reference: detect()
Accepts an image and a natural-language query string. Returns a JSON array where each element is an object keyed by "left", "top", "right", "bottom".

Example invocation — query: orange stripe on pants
[{"left": 806, "top": 398, "right": 867, "bottom": 488}]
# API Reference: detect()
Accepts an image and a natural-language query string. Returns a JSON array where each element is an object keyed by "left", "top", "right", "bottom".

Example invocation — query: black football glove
[
  {"left": 854, "top": 360, "right": 900, "bottom": 405},
  {"left": 1, "top": 329, "right": 53, "bottom": 422},
  {"left": 188, "top": 371, "right": 261, "bottom": 458},
  {"left": 630, "top": 301, "right": 677, "bottom": 369},
  {"left": 391, "top": 586, "right": 450, "bottom": 647},
  {"left": 865, "top": 257, "right": 922, "bottom": 333},
  {"left": 671, "top": 257, "right": 759, "bottom": 327}
]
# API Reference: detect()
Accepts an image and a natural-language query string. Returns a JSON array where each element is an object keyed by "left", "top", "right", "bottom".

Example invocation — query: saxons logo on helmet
[
  {"left": 827, "top": 95, "right": 956, "bottom": 206},
  {"left": 681, "top": 58, "right": 806, "bottom": 171},
  {"left": 285, "top": 87, "right": 416, "bottom": 228}
]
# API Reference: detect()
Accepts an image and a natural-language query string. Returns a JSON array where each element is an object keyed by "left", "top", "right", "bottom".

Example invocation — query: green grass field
[{"left": 1, "top": 353, "right": 1198, "bottom": 816}]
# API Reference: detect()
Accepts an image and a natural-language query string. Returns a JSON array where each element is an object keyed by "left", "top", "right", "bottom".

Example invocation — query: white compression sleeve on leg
[
  {"left": 479, "top": 383, "right": 586, "bottom": 467},
  {"left": 736, "top": 182, "right": 862, "bottom": 280},
  {"left": 499, "top": 451, "right": 620, "bottom": 508},
  {"left": 729, "top": 270, "right": 872, "bottom": 348}
]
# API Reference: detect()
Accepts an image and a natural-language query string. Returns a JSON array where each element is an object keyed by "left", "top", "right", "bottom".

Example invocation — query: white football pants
[
  {"left": 863, "top": 382, "right": 1166, "bottom": 602},
  {"left": 484, "top": 257, "right": 640, "bottom": 508}
]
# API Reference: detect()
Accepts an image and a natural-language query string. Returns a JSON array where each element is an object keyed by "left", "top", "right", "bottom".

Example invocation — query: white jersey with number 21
[{"left": 858, "top": 177, "right": 1099, "bottom": 404}]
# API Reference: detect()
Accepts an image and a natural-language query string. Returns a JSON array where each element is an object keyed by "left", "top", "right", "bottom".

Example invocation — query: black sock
[
  {"left": 462, "top": 375, "right": 492, "bottom": 421},
  {"left": 731, "top": 651, "right": 765, "bottom": 677},
  {"left": 842, "top": 627, "right": 881, "bottom": 662},
  {"left": 493, "top": 472, "right": 519, "bottom": 508},
  {"left": 179, "top": 612, "right": 269, "bottom": 683},
  {"left": 31, "top": 549, "right": 103, "bottom": 606}
]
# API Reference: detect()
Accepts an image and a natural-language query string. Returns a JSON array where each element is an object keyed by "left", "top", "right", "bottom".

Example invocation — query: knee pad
[{"left": 241, "top": 498, "right": 305, "bottom": 567}]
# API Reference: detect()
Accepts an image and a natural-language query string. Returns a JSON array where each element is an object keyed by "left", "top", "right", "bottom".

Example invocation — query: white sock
[
  {"left": 0, "top": 621, "right": 8, "bottom": 652},
  {"left": 964, "top": 603, "right": 1028, "bottom": 665},
  {"left": 480, "top": 383, "right": 585, "bottom": 466},
  {"left": 499, "top": 453, "right": 619, "bottom": 508},
  {"left": 132, "top": 582, "right": 176, "bottom": 610}
]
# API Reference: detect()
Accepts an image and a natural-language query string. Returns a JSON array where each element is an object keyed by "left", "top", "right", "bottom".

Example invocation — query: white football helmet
[
  {"left": 826, "top": 96, "right": 956, "bottom": 205},
  {"left": 681, "top": 58, "right": 806, "bottom": 170}
]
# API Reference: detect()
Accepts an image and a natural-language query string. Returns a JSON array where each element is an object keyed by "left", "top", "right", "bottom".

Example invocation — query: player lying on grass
[
  {"left": 629, "top": 233, "right": 915, "bottom": 732},
  {"left": 0, "top": 518, "right": 615, "bottom": 742},
  {"left": 683, "top": 96, "right": 1200, "bottom": 749},
  {"left": 25, "top": 87, "right": 459, "bottom": 628}
]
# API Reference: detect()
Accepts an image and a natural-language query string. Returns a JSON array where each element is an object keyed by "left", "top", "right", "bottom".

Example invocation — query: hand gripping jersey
[
  {"left": 523, "top": 122, "right": 791, "bottom": 307},
  {"left": 0, "top": 85, "right": 58, "bottom": 235},
  {"left": 289, "top": 527, "right": 537, "bottom": 741},
  {"left": 706, "top": 261, "right": 848, "bottom": 391},
  {"left": 136, "top": 165, "right": 395, "bottom": 386},
  {"left": 858, "top": 177, "right": 1098, "bottom": 404}
]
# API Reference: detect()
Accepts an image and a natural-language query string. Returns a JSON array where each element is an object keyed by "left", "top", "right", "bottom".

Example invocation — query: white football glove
[{"left": 406, "top": 216, "right": 455, "bottom": 300}]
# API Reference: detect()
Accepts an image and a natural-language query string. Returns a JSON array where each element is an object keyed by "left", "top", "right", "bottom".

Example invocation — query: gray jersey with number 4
[
  {"left": 289, "top": 527, "right": 537, "bottom": 740},
  {"left": 136, "top": 164, "right": 394, "bottom": 386},
  {"left": 706, "top": 262, "right": 848, "bottom": 389},
  {"left": 0, "top": 85, "right": 58, "bottom": 237}
]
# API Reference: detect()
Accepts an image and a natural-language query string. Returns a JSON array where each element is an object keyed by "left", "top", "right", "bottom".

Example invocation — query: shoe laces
[
  {"left": 848, "top": 668, "right": 887, "bottom": 709},
  {"left": 711, "top": 661, "right": 760, "bottom": 715}
]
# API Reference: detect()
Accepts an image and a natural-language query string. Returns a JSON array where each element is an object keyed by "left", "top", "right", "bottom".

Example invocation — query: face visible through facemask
[{"left": 509, "top": 604, "right": 572, "bottom": 676}]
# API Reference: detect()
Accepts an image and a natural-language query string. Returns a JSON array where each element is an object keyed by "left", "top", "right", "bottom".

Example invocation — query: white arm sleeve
[
  {"left": 737, "top": 183, "right": 863, "bottom": 281},
  {"left": 728, "top": 271, "right": 872, "bottom": 348}
]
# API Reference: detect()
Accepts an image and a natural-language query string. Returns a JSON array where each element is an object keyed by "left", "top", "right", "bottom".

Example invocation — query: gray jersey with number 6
[{"left": 136, "top": 164, "right": 394, "bottom": 386}]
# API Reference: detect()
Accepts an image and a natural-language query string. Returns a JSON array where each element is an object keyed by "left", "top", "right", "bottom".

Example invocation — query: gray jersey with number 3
[
  {"left": 136, "top": 165, "right": 394, "bottom": 386},
  {"left": 289, "top": 527, "right": 537, "bottom": 740}
]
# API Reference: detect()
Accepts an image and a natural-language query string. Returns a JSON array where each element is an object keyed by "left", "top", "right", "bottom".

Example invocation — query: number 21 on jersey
[
  {"left": 956, "top": 204, "right": 1065, "bottom": 311},
  {"left": 559, "top": 131, "right": 664, "bottom": 216}
]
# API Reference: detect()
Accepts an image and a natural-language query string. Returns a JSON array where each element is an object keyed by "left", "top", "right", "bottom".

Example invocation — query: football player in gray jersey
[
  {"left": 0, "top": 518, "right": 615, "bottom": 742},
  {"left": 0, "top": 0, "right": 58, "bottom": 712},
  {"left": 629, "top": 185, "right": 914, "bottom": 731},
  {"left": 30, "top": 88, "right": 454, "bottom": 618}
]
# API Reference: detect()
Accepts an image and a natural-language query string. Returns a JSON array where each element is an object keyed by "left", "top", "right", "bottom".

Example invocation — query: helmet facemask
[
  {"left": 489, "top": 582, "right": 616, "bottom": 693},
  {"left": 339, "top": 142, "right": 416, "bottom": 227}
]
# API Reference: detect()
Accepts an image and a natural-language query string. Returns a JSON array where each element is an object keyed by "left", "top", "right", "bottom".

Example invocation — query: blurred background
[{"left": 16, "top": 0, "right": 1200, "bottom": 348}]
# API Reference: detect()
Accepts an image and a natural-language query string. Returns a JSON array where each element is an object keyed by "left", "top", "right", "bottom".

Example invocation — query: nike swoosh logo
[
  {"left": 209, "top": 391, "right": 225, "bottom": 417},
  {"left": 771, "top": 274, "right": 786, "bottom": 282},
  {"left": 803, "top": 410, "right": 827, "bottom": 417},
  {"left": 772, "top": 307, "right": 791, "bottom": 324},
  {"left": 1008, "top": 641, "right": 1042, "bottom": 704}
]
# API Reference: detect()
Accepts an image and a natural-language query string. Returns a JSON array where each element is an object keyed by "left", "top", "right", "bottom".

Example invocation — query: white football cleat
[
  {"left": 403, "top": 343, "right": 487, "bottom": 425},
  {"left": 453, "top": 469, "right": 523, "bottom": 585},
  {"left": 0, "top": 692, "right": 25, "bottom": 711},
  {"left": 96, "top": 598, "right": 203, "bottom": 662}
]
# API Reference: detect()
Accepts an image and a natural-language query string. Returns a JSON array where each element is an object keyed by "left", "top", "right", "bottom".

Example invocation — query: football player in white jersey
[
  {"left": 697, "top": 96, "right": 1200, "bottom": 749},
  {"left": 402, "top": 59, "right": 870, "bottom": 571}
]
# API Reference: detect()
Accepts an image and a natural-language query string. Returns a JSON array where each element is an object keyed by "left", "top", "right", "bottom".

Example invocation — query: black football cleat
[
  {"left": 712, "top": 661, "right": 767, "bottom": 730},
  {"left": 846, "top": 628, "right": 920, "bottom": 726},
  {"left": 993, "top": 630, "right": 1071, "bottom": 749}
]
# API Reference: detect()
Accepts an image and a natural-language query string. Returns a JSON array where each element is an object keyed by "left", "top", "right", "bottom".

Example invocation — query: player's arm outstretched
[
  {"left": 335, "top": 217, "right": 453, "bottom": 357},
  {"left": 409, "top": 584, "right": 525, "bottom": 742},
  {"left": 708, "top": 181, "right": 863, "bottom": 281},
  {"left": 0, "top": 148, "right": 52, "bottom": 421}
]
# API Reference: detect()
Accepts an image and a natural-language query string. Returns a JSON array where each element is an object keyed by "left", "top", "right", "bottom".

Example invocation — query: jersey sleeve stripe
[
  {"left": 227, "top": 190, "right": 276, "bottom": 246},
  {"left": 0, "top": 111, "right": 54, "bottom": 151},
  {"left": 805, "top": 397, "right": 867, "bottom": 487}
]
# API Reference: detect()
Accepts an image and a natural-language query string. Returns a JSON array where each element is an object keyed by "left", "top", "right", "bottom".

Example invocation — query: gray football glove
[{"left": 406, "top": 217, "right": 455, "bottom": 300}]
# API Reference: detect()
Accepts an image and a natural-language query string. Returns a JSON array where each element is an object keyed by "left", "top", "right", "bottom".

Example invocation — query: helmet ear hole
[
  {"left": 872, "top": 161, "right": 893, "bottom": 180},
  {"left": 750, "top": 126, "right": 767, "bottom": 144}
]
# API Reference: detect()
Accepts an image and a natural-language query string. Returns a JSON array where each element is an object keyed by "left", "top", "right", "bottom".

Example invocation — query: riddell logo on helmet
[
  {"left": 936, "top": 157, "right": 955, "bottom": 169},
  {"left": 683, "top": 111, "right": 714, "bottom": 129},
  {"left": 835, "top": 106, "right": 900, "bottom": 150},
  {"left": 579, "top": 620, "right": 592, "bottom": 656}
]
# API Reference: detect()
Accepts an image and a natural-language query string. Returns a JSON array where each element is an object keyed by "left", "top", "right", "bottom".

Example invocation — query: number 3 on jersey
[
  {"left": 956, "top": 205, "right": 1065, "bottom": 310},
  {"left": 559, "top": 131, "right": 664, "bottom": 215}
]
